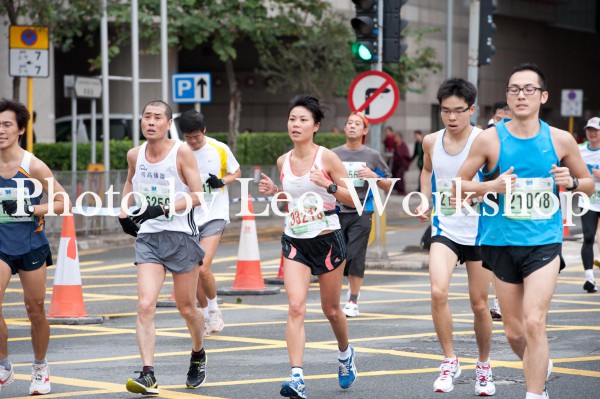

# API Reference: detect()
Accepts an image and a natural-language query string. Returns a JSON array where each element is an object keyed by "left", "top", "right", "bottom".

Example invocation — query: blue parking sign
[{"left": 171, "top": 73, "right": 211, "bottom": 104}]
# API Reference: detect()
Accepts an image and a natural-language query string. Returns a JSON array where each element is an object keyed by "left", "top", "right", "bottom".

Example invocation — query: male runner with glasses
[
  {"left": 455, "top": 63, "right": 593, "bottom": 399},
  {"left": 414, "top": 78, "right": 495, "bottom": 396}
]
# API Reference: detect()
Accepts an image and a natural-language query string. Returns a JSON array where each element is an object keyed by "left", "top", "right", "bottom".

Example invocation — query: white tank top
[
  {"left": 281, "top": 146, "right": 340, "bottom": 239},
  {"left": 132, "top": 141, "right": 197, "bottom": 235},
  {"left": 578, "top": 142, "right": 600, "bottom": 211},
  {"left": 431, "top": 127, "right": 482, "bottom": 246}
]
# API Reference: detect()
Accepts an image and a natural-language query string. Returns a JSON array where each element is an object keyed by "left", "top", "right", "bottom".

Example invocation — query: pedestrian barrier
[
  {"left": 47, "top": 215, "right": 103, "bottom": 325},
  {"left": 218, "top": 196, "right": 280, "bottom": 295}
]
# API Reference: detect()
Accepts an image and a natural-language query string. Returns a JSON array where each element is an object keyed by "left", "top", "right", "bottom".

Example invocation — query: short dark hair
[
  {"left": 0, "top": 98, "right": 30, "bottom": 131},
  {"left": 492, "top": 101, "right": 509, "bottom": 114},
  {"left": 508, "top": 63, "right": 547, "bottom": 91},
  {"left": 288, "top": 95, "right": 326, "bottom": 124},
  {"left": 436, "top": 78, "right": 477, "bottom": 107},
  {"left": 179, "top": 109, "right": 206, "bottom": 134},
  {"left": 142, "top": 100, "right": 173, "bottom": 120}
]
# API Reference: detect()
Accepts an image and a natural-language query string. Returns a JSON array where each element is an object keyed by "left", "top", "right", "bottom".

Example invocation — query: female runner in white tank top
[{"left": 259, "top": 95, "right": 358, "bottom": 398}]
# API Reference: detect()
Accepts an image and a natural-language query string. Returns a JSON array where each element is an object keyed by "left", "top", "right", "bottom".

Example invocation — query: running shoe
[
  {"left": 433, "top": 357, "right": 461, "bottom": 393},
  {"left": 204, "top": 317, "right": 211, "bottom": 337},
  {"left": 547, "top": 358, "right": 553, "bottom": 381},
  {"left": 474, "top": 362, "right": 496, "bottom": 396},
  {"left": 338, "top": 343, "right": 357, "bottom": 389},
  {"left": 126, "top": 370, "right": 158, "bottom": 395},
  {"left": 542, "top": 385, "right": 549, "bottom": 399},
  {"left": 29, "top": 363, "right": 51, "bottom": 395},
  {"left": 343, "top": 301, "right": 360, "bottom": 317},
  {"left": 280, "top": 373, "right": 306, "bottom": 399},
  {"left": 0, "top": 364, "right": 14, "bottom": 392},
  {"left": 490, "top": 299, "right": 502, "bottom": 320},
  {"left": 583, "top": 280, "right": 597, "bottom": 293},
  {"left": 208, "top": 309, "right": 224, "bottom": 333},
  {"left": 186, "top": 352, "right": 207, "bottom": 388}
]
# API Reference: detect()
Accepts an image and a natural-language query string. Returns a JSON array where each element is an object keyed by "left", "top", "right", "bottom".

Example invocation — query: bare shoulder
[
  {"left": 29, "top": 154, "right": 53, "bottom": 179},
  {"left": 549, "top": 126, "right": 576, "bottom": 145},
  {"left": 422, "top": 132, "right": 437, "bottom": 152},
  {"left": 127, "top": 146, "right": 141, "bottom": 163}
]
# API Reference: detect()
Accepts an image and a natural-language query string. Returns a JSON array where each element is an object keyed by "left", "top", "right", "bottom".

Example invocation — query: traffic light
[
  {"left": 351, "top": 0, "right": 379, "bottom": 63},
  {"left": 478, "top": 0, "right": 497, "bottom": 66},
  {"left": 382, "top": 0, "right": 408, "bottom": 63}
]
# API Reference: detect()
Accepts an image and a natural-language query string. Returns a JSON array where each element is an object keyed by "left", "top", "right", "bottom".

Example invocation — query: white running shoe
[
  {"left": 204, "top": 317, "right": 211, "bottom": 337},
  {"left": 474, "top": 362, "right": 496, "bottom": 396},
  {"left": 0, "top": 364, "right": 14, "bottom": 392},
  {"left": 208, "top": 309, "right": 224, "bottom": 333},
  {"left": 542, "top": 385, "right": 550, "bottom": 399},
  {"left": 343, "top": 301, "right": 359, "bottom": 317},
  {"left": 29, "top": 363, "right": 51, "bottom": 395},
  {"left": 547, "top": 358, "right": 553, "bottom": 381},
  {"left": 433, "top": 357, "right": 461, "bottom": 392}
]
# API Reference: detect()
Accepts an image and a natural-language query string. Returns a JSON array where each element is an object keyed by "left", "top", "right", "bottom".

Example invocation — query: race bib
[
  {"left": 202, "top": 181, "right": 215, "bottom": 202},
  {"left": 506, "top": 178, "right": 554, "bottom": 220},
  {"left": 342, "top": 161, "right": 367, "bottom": 187},
  {"left": 590, "top": 182, "right": 600, "bottom": 205},
  {"left": 286, "top": 198, "right": 329, "bottom": 235},
  {"left": 436, "top": 178, "right": 480, "bottom": 216},
  {"left": 138, "top": 183, "right": 172, "bottom": 221},
  {"left": 0, "top": 187, "right": 33, "bottom": 223}
]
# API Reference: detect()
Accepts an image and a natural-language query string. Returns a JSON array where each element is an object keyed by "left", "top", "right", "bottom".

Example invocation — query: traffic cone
[
  {"left": 559, "top": 186, "right": 570, "bottom": 238},
  {"left": 47, "top": 215, "right": 103, "bottom": 325},
  {"left": 218, "top": 196, "right": 280, "bottom": 295}
]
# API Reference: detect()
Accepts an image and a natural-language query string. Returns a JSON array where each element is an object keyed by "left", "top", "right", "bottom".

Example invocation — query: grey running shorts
[
  {"left": 339, "top": 211, "right": 372, "bottom": 278},
  {"left": 135, "top": 231, "right": 205, "bottom": 274},
  {"left": 0, "top": 244, "right": 52, "bottom": 275},
  {"left": 198, "top": 219, "right": 227, "bottom": 240}
]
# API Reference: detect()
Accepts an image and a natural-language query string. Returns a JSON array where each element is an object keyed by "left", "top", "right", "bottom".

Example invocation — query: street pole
[
  {"left": 467, "top": 0, "right": 480, "bottom": 125},
  {"left": 446, "top": 0, "right": 453, "bottom": 79},
  {"left": 131, "top": 0, "right": 140, "bottom": 147},
  {"left": 160, "top": 0, "right": 168, "bottom": 102},
  {"left": 101, "top": 0, "right": 110, "bottom": 172},
  {"left": 366, "top": 0, "right": 390, "bottom": 267}
]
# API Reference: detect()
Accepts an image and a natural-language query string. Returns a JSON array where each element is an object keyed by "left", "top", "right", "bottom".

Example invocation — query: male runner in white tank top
[
  {"left": 118, "top": 100, "right": 207, "bottom": 394},
  {"left": 415, "top": 78, "right": 495, "bottom": 396}
]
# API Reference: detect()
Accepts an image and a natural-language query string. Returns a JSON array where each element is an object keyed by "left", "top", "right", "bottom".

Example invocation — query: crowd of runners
[{"left": 0, "top": 62, "right": 598, "bottom": 399}]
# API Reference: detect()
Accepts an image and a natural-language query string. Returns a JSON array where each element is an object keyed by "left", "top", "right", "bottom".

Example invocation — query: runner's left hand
[
  {"left": 549, "top": 164, "right": 573, "bottom": 188},
  {"left": 206, "top": 173, "right": 225, "bottom": 189},
  {"left": 131, "top": 205, "right": 165, "bottom": 224}
]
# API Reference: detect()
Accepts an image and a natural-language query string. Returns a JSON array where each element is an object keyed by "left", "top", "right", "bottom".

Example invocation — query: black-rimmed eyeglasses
[{"left": 506, "top": 86, "right": 544, "bottom": 96}]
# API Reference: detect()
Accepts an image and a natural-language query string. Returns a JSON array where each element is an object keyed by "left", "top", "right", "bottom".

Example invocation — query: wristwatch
[
  {"left": 162, "top": 204, "right": 170, "bottom": 217},
  {"left": 567, "top": 176, "right": 579, "bottom": 191},
  {"left": 220, "top": 178, "right": 226, "bottom": 186},
  {"left": 26, "top": 205, "right": 35, "bottom": 216},
  {"left": 327, "top": 182, "right": 338, "bottom": 194}
]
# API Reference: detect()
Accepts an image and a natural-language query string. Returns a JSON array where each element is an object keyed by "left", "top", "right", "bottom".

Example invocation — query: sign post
[
  {"left": 9, "top": 25, "right": 49, "bottom": 152},
  {"left": 561, "top": 89, "right": 583, "bottom": 135},
  {"left": 171, "top": 73, "right": 212, "bottom": 111},
  {"left": 347, "top": 70, "right": 399, "bottom": 267}
]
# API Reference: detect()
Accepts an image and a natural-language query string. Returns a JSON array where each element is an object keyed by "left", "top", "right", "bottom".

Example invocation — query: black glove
[
  {"left": 206, "top": 173, "right": 225, "bottom": 189},
  {"left": 118, "top": 217, "right": 139, "bottom": 237},
  {"left": 1, "top": 200, "right": 18, "bottom": 216},
  {"left": 131, "top": 205, "right": 165, "bottom": 224}
]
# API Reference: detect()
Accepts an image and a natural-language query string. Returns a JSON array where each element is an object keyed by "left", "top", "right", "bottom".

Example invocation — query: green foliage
[{"left": 33, "top": 141, "right": 131, "bottom": 171}]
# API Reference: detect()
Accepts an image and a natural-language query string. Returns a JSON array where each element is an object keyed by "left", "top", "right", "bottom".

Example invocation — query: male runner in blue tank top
[
  {"left": 0, "top": 98, "right": 71, "bottom": 395},
  {"left": 455, "top": 63, "right": 593, "bottom": 399}
]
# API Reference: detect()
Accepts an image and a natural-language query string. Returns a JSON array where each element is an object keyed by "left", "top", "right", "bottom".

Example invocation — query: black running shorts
[
  {"left": 281, "top": 230, "right": 346, "bottom": 276},
  {"left": 0, "top": 244, "right": 52, "bottom": 275},
  {"left": 431, "top": 235, "right": 481, "bottom": 264},
  {"left": 339, "top": 212, "right": 372, "bottom": 278}
]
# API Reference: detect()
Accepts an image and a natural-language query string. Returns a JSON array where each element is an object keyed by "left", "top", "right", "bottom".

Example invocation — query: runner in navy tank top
[
  {"left": 0, "top": 99, "right": 71, "bottom": 396},
  {"left": 455, "top": 63, "right": 593, "bottom": 399}
]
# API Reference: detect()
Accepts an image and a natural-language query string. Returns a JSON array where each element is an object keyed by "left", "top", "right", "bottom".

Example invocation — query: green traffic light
[{"left": 352, "top": 42, "right": 373, "bottom": 61}]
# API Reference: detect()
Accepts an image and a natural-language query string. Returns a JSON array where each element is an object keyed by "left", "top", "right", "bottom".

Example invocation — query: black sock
[
  {"left": 142, "top": 366, "right": 154, "bottom": 374},
  {"left": 191, "top": 348, "right": 205, "bottom": 361},
  {"left": 349, "top": 294, "right": 359, "bottom": 303}
]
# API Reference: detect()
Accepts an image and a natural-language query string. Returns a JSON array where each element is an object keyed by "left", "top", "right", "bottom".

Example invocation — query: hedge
[{"left": 34, "top": 132, "right": 347, "bottom": 171}]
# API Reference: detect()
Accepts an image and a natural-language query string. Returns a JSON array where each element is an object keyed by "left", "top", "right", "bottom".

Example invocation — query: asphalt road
[{"left": 2, "top": 221, "right": 599, "bottom": 398}]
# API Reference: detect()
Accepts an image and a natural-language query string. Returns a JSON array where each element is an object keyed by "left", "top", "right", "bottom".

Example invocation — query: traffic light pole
[
  {"left": 468, "top": 0, "right": 480, "bottom": 125},
  {"left": 366, "top": 0, "right": 391, "bottom": 268}
]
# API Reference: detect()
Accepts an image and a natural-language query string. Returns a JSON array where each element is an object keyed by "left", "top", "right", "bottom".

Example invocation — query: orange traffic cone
[
  {"left": 47, "top": 215, "right": 103, "bottom": 324},
  {"left": 559, "top": 186, "right": 570, "bottom": 238},
  {"left": 218, "top": 196, "right": 279, "bottom": 295}
]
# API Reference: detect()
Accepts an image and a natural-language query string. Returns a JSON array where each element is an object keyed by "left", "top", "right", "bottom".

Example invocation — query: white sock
[
  {"left": 338, "top": 346, "right": 351, "bottom": 360},
  {"left": 201, "top": 307, "right": 209, "bottom": 318},
  {"left": 585, "top": 269, "right": 595, "bottom": 282},
  {"left": 477, "top": 358, "right": 490, "bottom": 366},
  {"left": 291, "top": 367, "right": 303, "bottom": 378},
  {"left": 525, "top": 393, "right": 543, "bottom": 399},
  {"left": 208, "top": 297, "right": 219, "bottom": 311}
]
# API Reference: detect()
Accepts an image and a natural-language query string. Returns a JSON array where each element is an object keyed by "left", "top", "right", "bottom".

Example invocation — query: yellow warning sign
[{"left": 9, "top": 26, "right": 49, "bottom": 50}]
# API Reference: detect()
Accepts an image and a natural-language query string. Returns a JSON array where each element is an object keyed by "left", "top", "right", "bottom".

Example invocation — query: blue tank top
[
  {"left": 0, "top": 151, "right": 49, "bottom": 255},
  {"left": 480, "top": 119, "right": 562, "bottom": 246}
]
